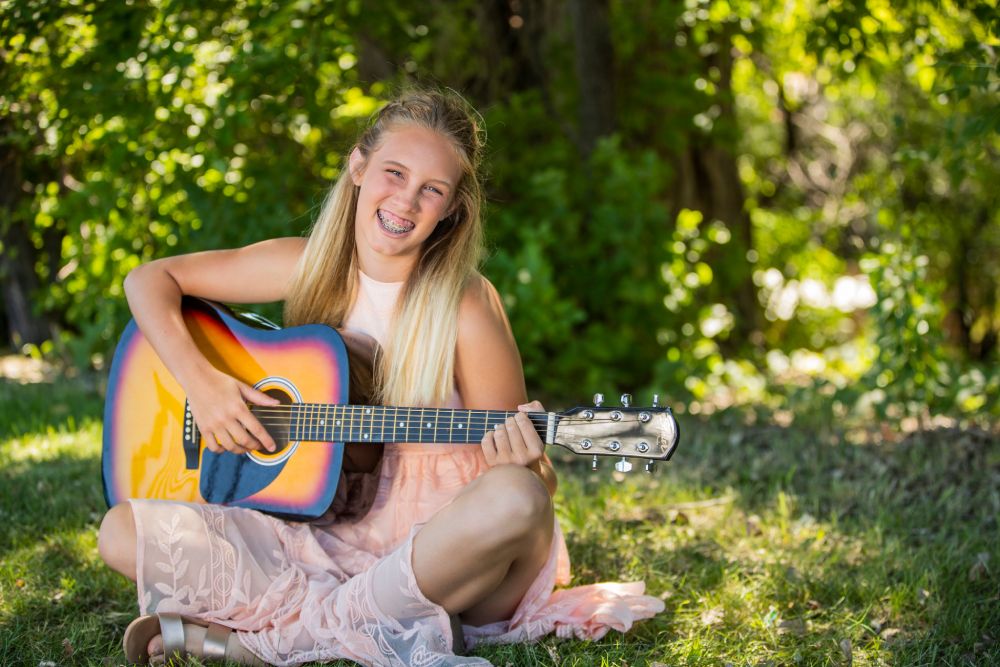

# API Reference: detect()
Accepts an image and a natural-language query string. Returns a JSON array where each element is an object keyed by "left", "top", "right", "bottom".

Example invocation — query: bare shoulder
[
  {"left": 455, "top": 273, "right": 525, "bottom": 409},
  {"left": 457, "top": 273, "right": 513, "bottom": 340}
]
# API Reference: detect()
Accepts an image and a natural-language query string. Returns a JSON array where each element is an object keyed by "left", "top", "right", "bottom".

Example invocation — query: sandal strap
[
  {"left": 157, "top": 612, "right": 188, "bottom": 660},
  {"left": 202, "top": 622, "right": 232, "bottom": 660}
]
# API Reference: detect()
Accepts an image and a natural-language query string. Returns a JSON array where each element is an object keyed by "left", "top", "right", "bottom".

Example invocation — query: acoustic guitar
[{"left": 102, "top": 297, "right": 680, "bottom": 520}]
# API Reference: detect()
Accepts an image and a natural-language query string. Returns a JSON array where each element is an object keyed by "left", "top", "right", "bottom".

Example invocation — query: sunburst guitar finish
[{"left": 102, "top": 298, "right": 348, "bottom": 519}]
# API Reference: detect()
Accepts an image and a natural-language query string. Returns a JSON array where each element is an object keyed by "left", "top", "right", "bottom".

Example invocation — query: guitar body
[{"left": 102, "top": 297, "right": 375, "bottom": 520}]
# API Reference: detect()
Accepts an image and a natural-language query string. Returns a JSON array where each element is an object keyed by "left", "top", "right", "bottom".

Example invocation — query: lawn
[{"left": 1, "top": 361, "right": 997, "bottom": 666}]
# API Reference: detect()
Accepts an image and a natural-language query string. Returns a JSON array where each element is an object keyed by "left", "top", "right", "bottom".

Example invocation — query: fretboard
[{"left": 250, "top": 404, "right": 555, "bottom": 444}]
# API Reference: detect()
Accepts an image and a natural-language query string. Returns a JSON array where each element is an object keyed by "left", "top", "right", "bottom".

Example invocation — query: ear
[{"left": 348, "top": 146, "right": 365, "bottom": 186}]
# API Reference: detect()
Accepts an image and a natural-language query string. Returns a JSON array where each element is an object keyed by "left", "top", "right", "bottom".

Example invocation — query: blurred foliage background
[{"left": 2, "top": 0, "right": 998, "bottom": 424}]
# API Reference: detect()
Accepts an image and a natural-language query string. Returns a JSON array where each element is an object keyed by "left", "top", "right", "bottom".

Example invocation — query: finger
[
  {"left": 514, "top": 411, "right": 544, "bottom": 459},
  {"left": 503, "top": 416, "right": 531, "bottom": 464},
  {"left": 233, "top": 422, "right": 265, "bottom": 452},
  {"left": 240, "top": 383, "right": 281, "bottom": 406},
  {"left": 517, "top": 400, "right": 545, "bottom": 413},
  {"left": 491, "top": 422, "right": 513, "bottom": 463},
  {"left": 222, "top": 424, "right": 253, "bottom": 455},
  {"left": 481, "top": 432, "right": 498, "bottom": 466},
  {"left": 241, "top": 415, "right": 277, "bottom": 452},
  {"left": 202, "top": 429, "right": 224, "bottom": 454}
]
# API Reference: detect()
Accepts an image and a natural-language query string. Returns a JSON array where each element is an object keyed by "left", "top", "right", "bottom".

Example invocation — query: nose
[{"left": 393, "top": 183, "right": 421, "bottom": 214}]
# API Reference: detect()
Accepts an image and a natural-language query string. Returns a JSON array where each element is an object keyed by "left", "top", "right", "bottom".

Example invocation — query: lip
[{"left": 376, "top": 208, "right": 415, "bottom": 235}]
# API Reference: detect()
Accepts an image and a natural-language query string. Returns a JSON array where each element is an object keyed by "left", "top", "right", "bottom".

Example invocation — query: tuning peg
[
  {"left": 593, "top": 393, "right": 605, "bottom": 407},
  {"left": 652, "top": 393, "right": 660, "bottom": 408},
  {"left": 644, "top": 461, "right": 656, "bottom": 474},
  {"left": 620, "top": 393, "right": 632, "bottom": 407},
  {"left": 615, "top": 457, "right": 633, "bottom": 473},
  {"left": 591, "top": 455, "right": 599, "bottom": 471}
]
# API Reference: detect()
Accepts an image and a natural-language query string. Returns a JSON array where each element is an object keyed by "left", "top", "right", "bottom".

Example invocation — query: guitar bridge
[{"left": 182, "top": 400, "right": 201, "bottom": 470}]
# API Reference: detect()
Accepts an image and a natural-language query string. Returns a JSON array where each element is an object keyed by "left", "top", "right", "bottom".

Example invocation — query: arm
[
  {"left": 454, "top": 275, "right": 557, "bottom": 496},
  {"left": 124, "top": 237, "right": 307, "bottom": 454}
]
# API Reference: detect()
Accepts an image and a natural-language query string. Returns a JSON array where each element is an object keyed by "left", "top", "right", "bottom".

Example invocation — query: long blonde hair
[{"left": 283, "top": 90, "right": 485, "bottom": 407}]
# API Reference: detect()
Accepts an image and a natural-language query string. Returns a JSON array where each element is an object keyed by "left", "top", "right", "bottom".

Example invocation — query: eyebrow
[{"left": 383, "top": 160, "right": 454, "bottom": 189}]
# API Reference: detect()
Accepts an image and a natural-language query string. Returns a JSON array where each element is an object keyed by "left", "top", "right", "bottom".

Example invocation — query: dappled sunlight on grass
[{"left": 1, "top": 376, "right": 997, "bottom": 665}]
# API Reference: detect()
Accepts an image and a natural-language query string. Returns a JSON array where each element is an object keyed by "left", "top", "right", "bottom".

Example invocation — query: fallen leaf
[
  {"left": 880, "top": 628, "right": 902, "bottom": 644},
  {"left": 700, "top": 607, "right": 725, "bottom": 626},
  {"left": 968, "top": 553, "right": 990, "bottom": 582},
  {"left": 839, "top": 638, "right": 853, "bottom": 665},
  {"left": 15, "top": 578, "right": 25, "bottom": 588},
  {"left": 545, "top": 643, "right": 560, "bottom": 666},
  {"left": 62, "top": 638, "right": 74, "bottom": 658},
  {"left": 806, "top": 599, "right": 822, "bottom": 610},
  {"left": 917, "top": 588, "right": 931, "bottom": 604},
  {"left": 777, "top": 618, "right": 807, "bottom": 635},
  {"left": 658, "top": 590, "right": 673, "bottom": 600},
  {"left": 671, "top": 511, "right": 690, "bottom": 525},
  {"left": 746, "top": 514, "right": 763, "bottom": 536}
]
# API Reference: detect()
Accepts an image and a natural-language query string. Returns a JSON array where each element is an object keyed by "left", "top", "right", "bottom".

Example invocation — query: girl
[{"left": 98, "top": 89, "right": 663, "bottom": 666}]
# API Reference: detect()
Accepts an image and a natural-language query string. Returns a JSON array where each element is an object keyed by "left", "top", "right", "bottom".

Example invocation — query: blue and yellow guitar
[{"left": 102, "top": 298, "right": 680, "bottom": 520}]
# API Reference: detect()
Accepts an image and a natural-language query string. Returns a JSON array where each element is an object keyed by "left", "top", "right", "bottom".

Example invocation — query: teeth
[{"left": 377, "top": 209, "right": 413, "bottom": 234}]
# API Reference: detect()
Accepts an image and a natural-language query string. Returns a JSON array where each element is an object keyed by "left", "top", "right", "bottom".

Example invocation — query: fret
[
  {"left": 303, "top": 402, "right": 311, "bottom": 441},
  {"left": 448, "top": 408, "right": 456, "bottom": 443},
  {"left": 467, "top": 409, "right": 486, "bottom": 443},
  {"left": 362, "top": 405, "right": 372, "bottom": 443},
  {"left": 433, "top": 408, "right": 441, "bottom": 442}
]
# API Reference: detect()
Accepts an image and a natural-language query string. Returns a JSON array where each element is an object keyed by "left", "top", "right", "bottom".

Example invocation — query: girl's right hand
[{"left": 184, "top": 367, "right": 281, "bottom": 455}]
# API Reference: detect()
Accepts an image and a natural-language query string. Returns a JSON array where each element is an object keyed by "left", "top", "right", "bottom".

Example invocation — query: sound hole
[{"left": 255, "top": 387, "right": 293, "bottom": 454}]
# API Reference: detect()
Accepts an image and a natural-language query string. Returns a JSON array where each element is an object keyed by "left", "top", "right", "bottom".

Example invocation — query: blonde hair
[{"left": 283, "top": 90, "right": 485, "bottom": 407}]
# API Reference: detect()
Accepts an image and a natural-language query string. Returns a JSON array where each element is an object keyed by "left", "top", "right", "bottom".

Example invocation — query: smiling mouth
[{"left": 376, "top": 209, "right": 415, "bottom": 235}]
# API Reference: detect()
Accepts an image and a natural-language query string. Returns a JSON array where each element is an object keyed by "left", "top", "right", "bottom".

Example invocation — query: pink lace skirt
[{"left": 129, "top": 444, "right": 664, "bottom": 666}]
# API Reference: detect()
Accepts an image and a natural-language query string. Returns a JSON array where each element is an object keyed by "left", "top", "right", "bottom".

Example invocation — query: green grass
[{"left": 1, "top": 373, "right": 997, "bottom": 666}]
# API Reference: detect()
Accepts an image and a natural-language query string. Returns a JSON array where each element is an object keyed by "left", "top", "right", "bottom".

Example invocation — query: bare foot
[
  {"left": 145, "top": 622, "right": 266, "bottom": 665},
  {"left": 146, "top": 622, "right": 207, "bottom": 662}
]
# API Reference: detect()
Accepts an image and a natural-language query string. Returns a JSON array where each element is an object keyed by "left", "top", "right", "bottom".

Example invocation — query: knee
[
  {"left": 476, "top": 465, "right": 553, "bottom": 540},
  {"left": 98, "top": 502, "right": 136, "bottom": 576}
]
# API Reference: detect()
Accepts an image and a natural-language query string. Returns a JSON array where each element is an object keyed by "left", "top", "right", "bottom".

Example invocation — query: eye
[
  {"left": 386, "top": 169, "right": 403, "bottom": 178},
  {"left": 424, "top": 185, "right": 444, "bottom": 196}
]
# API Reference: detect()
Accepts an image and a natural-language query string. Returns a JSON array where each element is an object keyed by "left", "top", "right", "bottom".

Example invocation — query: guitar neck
[{"left": 250, "top": 404, "right": 557, "bottom": 445}]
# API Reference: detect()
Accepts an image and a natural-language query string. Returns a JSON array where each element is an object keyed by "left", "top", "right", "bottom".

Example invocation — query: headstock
[{"left": 552, "top": 393, "right": 680, "bottom": 473}]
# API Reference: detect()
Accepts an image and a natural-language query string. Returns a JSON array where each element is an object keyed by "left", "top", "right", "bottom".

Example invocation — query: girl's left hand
[{"left": 481, "top": 400, "right": 546, "bottom": 467}]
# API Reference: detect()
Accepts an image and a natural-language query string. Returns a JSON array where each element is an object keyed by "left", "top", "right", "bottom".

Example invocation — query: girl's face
[{"left": 350, "top": 124, "right": 463, "bottom": 281}]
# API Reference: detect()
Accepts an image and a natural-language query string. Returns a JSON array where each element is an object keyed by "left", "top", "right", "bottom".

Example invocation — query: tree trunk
[
  {"left": 0, "top": 120, "right": 50, "bottom": 348},
  {"left": 568, "top": 0, "right": 615, "bottom": 156},
  {"left": 672, "top": 26, "right": 761, "bottom": 346}
]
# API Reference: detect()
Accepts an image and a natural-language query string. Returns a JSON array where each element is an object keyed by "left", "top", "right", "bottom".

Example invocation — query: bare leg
[
  {"left": 412, "top": 464, "right": 554, "bottom": 626},
  {"left": 98, "top": 502, "right": 138, "bottom": 581}
]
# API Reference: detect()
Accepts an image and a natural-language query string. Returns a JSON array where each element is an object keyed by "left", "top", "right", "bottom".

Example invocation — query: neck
[
  {"left": 246, "top": 403, "right": 554, "bottom": 445},
  {"left": 356, "top": 250, "right": 415, "bottom": 283}
]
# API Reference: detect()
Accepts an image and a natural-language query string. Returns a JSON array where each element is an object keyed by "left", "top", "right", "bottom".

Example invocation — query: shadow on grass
[
  {"left": 0, "top": 376, "right": 104, "bottom": 441},
  {"left": 637, "top": 411, "right": 1000, "bottom": 665},
  {"left": 0, "top": 450, "right": 107, "bottom": 557}
]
